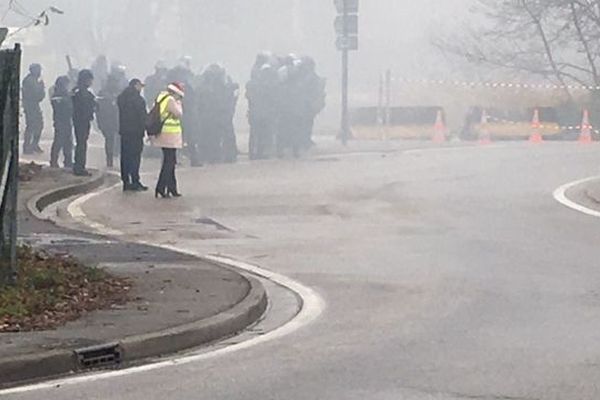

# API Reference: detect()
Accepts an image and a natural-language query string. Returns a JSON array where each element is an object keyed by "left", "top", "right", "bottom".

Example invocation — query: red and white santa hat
[{"left": 167, "top": 82, "right": 185, "bottom": 98}]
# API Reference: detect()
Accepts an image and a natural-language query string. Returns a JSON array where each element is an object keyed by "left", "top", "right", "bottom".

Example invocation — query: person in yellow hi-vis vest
[{"left": 151, "top": 82, "right": 185, "bottom": 198}]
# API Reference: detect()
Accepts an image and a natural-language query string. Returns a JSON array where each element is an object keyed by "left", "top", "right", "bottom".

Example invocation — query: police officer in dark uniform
[
  {"left": 117, "top": 79, "right": 148, "bottom": 191},
  {"left": 276, "top": 61, "right": 304, "bottom": 158},
  {"left": 297, "top": 57, "right": 326, "bottom": 150},
  {"left": 97, "top": 74, "right": 121, "bottom": 167},
  {"left": 144, "top": 61, "right": 168, "bottom": 106},
  {"left": 183, "top": 83, "right": 202, "bottom": 167},
  {"left": 72, "top": 69, "right": 97, "bottom": 176},
  {"left": 22, "top": 63, "right": 46, "bottom": 154},
  {"left": 196, "top": 65, "right": 239, "bottom": 164},
  {"left": 247, "top": 64, "right": 279, "bottom": 160},
  {"left": 196, "top": 65, "right": 224, "bottom": 164},
  {"left": 222, "top": 74, "right": 239, "bottom": 164},
  {"left": 49, "top": 76, "right": 73, "bottom": 168}
]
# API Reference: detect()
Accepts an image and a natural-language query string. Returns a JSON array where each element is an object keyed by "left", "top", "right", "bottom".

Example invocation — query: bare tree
[{"left": 436, "top": 0, "right": 600, "bottom": 94}]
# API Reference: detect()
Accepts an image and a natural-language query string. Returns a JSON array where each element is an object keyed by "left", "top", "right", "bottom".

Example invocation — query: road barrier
[{"left": 350, "top": 106, "right": 446, "bottom": 140}]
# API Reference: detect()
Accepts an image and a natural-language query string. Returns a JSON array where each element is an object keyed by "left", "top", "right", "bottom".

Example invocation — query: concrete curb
[
  {"left": 3, "top": 171, "right": 269, "bottom": 388},
  {"left": 120, "top": 277, "right": 267, "bottom": 361},
  {"left": 0, "top": 279, "right": 267, "bottom": 388},
  {"left": 26, "top": 169, "right": 106, "bottom": 220}
]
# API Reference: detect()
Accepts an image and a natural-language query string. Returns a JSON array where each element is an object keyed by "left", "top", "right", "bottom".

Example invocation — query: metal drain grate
[{"left": 75, "top": 343, "right": 122, "bottom": 369}]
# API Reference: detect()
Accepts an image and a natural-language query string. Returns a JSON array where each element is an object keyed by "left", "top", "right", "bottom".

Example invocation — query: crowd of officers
[
  {"left": 20, "top": 53, "right": 326, "bottom": 183},
  {"left": 247, "top": 53, "right": 326, "bottom": 159}
]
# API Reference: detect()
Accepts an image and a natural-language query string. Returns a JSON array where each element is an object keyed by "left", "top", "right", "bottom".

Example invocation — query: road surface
[{"left": 7, "top": 142, "right": 600, "bottom": 400}]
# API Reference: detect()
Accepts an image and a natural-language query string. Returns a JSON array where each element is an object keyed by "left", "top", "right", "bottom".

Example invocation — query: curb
[
  {"left": 0, "top": 279, "right": 267, "bottom": 388},
  {"left": 120, "top": 277, "right": 267, "bottom": 361},
  {"left": 3, "top": 170, "right": 269, "bottom": 388},
  {"left": 26, "top": 169, "right": 106, "bottom": 220}
]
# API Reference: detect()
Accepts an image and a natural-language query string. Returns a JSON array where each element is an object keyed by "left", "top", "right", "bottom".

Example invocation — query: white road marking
[
  {"left": 0, "top": 185, "right": 325, "bottom": 396},
  {"left": 553, "top": 176, "right": 600, "bottom": 218},
  {"left": 67, "top": 183, "right": 124, "bottom": 236}
]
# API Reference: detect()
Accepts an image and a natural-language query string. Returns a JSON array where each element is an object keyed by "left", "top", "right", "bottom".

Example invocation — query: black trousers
[
  {"left": 249, "top": 118, "right": 275, "bottom": 160},
  {"left": 277, "top": 117, "right": 303, "bottom": 158},
  {"left": 157, "top": 148, "right": 177, "bottom": 192},
  {"left": 50, "top": 126, "right": 73, "bottom": 167},
  {"left": 24, "top": 111, "right": 43, "bottom": 151},
  {"left": 101, "top": 130, "right": 117, "bottom": 167},
  {"left": 187, "top": 135, "right": 202, "bottom": 167},
  {"left": 73, "top": 120, "right": 91, "bottom": 173},
  {"left": 222, "top": 122, "right": 238, "bottom": 164},
  {"left": 120, "top": 134, "right": 143, "bottom": 185}
]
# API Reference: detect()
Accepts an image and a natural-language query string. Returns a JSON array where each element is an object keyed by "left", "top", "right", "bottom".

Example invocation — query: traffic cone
[
  {"left": 579, "top": 109, "right": 593, "bottom": 144},
  {"left": 478, "top": 109, "right": 492, "bottom": 145},
  {"left": 529, "top": 109, "right": 544, "bottom": 144},
  {"left": 432, "top": 110, "right": 447, "bottom": 143}
]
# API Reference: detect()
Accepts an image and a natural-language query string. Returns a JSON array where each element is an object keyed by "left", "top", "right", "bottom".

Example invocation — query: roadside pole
[
  {"left": 334, "top": 0, "right": 359, "bottom": 145},
  {"left": 341, "top": 17, "right": 349, "bottom": 145}
]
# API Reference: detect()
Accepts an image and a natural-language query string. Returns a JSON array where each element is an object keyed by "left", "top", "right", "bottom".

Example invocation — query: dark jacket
[
  {"left": 22, "top": 74, "right": 45, "bottom": 115},
  {"left": 72, "top": 86, "right": 97, "bottom": 125},
  {"left": 97, "top": 88, "right": 119, "bottom": 133},
  {"left": 246, "top": 68, "right": 279, "bottom": 123},
  {"left": 117, "top": 86, "right": 147, "bottom": 137},
  {"left": 51, "top": 87, "right": 73, "bottom": 132}
]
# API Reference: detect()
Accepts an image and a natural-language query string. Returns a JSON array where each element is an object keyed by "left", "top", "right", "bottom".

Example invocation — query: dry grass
[{"left": 0, "top": 246, "right": 130, "bottom": 332}]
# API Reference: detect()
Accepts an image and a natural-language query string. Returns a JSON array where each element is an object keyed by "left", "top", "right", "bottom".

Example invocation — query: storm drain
[{"left": 75, "top": 343, "right": 122, "bottom": 369}]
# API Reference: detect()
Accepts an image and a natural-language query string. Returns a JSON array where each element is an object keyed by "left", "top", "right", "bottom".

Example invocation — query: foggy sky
[
  {"left": 3, "top": 0, "right": 474, "bottom": 85},
  {"left": 2, "top": 0, "right": 477, "bottom": 130}
]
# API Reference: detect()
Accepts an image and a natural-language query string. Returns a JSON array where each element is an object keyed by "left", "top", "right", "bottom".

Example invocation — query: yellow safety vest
[{"left": 157, "top": 92, "right": 182, "bottom": 135}]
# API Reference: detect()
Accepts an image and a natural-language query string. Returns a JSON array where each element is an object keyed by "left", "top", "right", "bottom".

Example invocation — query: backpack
[{"left": 145, "top": 94, "right": 170, "bottom": 136}]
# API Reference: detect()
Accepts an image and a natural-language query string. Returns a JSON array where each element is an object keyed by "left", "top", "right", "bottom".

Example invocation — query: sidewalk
[{"left": 0, "top": 166, "right": 266, "bottom": 387}]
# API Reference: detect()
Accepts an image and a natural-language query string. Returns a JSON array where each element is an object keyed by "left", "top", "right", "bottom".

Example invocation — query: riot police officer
[
  {"left": 22, "top": 63, "right": 46, "bottom": 154},
  {"left": 49, "top": 76, "right": 73, "bottom": 168},
  {"left": 72, "top": 70, "right": 97, "bottom": 176}
]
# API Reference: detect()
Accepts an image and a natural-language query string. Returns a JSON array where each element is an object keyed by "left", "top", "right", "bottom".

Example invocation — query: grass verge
[{"left": 0, "top": 246, "right": 130, "bottom": 332}]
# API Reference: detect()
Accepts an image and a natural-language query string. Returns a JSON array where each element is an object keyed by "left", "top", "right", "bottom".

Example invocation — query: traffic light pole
[
  {"left": 340, "top": 1, "right": 350, "bottom": 145},
  {"left": 341, "top": 47, "right": 349, "bottom": 145}
]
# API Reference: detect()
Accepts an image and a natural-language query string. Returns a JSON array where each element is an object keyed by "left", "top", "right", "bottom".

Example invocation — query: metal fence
[{"left": 0, "top": 44, "right": 21, "bottom": 287}]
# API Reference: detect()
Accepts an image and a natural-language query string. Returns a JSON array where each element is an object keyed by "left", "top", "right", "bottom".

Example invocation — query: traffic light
[
  {"left": 334, "top": 0, "right": 359, "bottom": 14},
  {"left": 334, "top": 0, "right": 359, "bottom": 51},
  {"left": 334, "top": 15, "right": 358, "bottom": 36}
]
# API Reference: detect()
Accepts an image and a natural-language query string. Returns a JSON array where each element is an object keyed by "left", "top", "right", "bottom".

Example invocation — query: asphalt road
[{"left": 8, "top": 142, "right": 600, "bottom": 400}]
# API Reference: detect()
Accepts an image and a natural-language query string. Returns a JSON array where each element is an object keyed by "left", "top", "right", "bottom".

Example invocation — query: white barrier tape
[
  {"left": 485, "top": 115, "right": 600, "bottom": 134},
  {"left": 393, "top": 77, "right": 600, "bottom": 92}
]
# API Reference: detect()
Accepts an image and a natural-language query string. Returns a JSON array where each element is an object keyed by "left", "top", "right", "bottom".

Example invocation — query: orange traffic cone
[
  {"left": 579, "top": 109, "right": 593, "bottom": 144},
  {"left": 529, "top": 109, "right": 544, "bottom": 144},
  {"left": 478, "top": 109, "right": 492, "bottom": 145},
  {"left": 432, "top": 110, "right": 447, "bottom": 143}
]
